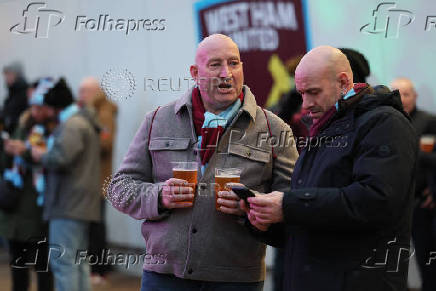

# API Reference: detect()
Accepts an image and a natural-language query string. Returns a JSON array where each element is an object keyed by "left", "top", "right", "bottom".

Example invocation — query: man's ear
[
  {"left": 190, "top": 65, "right": 198, "bottom": 82},
  {"left": 338, "top": 72, "right": 351, "bottom": 94}
]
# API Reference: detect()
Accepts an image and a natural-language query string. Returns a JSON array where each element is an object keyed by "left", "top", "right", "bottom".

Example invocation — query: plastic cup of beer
[
  {"left": 420, "top": 135, "right": 435, "bottom": 153},
  {"left": 215, "top": 168, "right": 242, "bottom": 210},
  {"left": 172, "top": 162, "right": 198, "bottom": 203}
]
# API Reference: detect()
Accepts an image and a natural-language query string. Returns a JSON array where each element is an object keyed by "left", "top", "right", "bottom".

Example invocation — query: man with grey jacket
[
  {"left": 31, "top": 78, "right": 101, "bottom": 291},
  {"left": 108, "top": 34, "right": 298, "bottom": 290}
]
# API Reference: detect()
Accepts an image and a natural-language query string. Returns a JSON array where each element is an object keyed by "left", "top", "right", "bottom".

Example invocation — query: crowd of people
[
  {"left": 0, "top": 63, "right": 117, "bottom": 291},
  {"left": 0, "top": 33, "right": 435, "bottom": 291}
]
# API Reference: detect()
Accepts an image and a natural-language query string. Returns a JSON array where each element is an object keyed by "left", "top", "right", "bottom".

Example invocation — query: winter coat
[
  {"left": 42, "top": 107, "right": 101, "bottom": 222},
  {"left": 253, "top": 85, "right": 417, "bottom": 291}
]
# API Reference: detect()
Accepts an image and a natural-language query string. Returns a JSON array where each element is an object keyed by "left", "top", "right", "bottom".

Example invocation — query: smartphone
[{"left": 230, "top": 185, "right": 255, "bottom": 203}]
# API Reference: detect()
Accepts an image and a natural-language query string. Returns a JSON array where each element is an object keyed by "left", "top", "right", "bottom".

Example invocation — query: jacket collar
[
  {"left": 409, "top": 107, "right": 417, "bottom": 119},
  {"left": 336, "top": 84, "right": 372, "bottom": 115},
  {"left": 59, "top": 103, "right": 80, "bottom": 123},
  {"left": 314, "top": 84, "right": 372, "bottom": 137},
  {"left": 174, "top": 85, "right": 257, "bottom": 121}
]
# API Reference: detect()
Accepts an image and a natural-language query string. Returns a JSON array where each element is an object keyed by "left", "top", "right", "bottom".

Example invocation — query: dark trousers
[
  {"left": 88, "top": 199, "right": 110, "bottom": 275},
  {"left": 8, "top": 239, "right": 53, "bottom": 291},
  {"left": 141, "top": 270, "right": 264, "bottom": 291},
  {"left": 273, "top": 248, "right": 285, "bottom": 291},
  {"left": 412, "top": 206, "right": 436, "bottom": 291}
]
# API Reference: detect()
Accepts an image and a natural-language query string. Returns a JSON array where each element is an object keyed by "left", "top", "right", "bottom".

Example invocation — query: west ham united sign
[{"left": 194, "top": 0, "right": 310, "bottom": 107}]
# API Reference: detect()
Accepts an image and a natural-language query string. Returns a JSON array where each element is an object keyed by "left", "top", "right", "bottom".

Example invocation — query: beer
[
  {"left": 28, "top": 125, "right": 46, "bottom": 150},
  {"left": 173, "top": 169, "right": 198, "bottom": 186},
  {"left": 420, "top": 135, "right": 435, "bottom": 153},
  {"left": 172, "top": 162, "right": 198, "bottom": 203},
  {"left": 215, "top": 168, "right": 241, "bottom": 210}
]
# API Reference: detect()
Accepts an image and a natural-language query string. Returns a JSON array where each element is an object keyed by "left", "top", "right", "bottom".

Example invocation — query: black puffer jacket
[{"left": 255, "top": 85, "right": 417, "bottom": 291}]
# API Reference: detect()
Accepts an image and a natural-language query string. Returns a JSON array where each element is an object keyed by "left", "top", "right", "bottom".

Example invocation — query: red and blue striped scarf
[{"left": 192, "top": 87, "right": 244, "bottom": 167}]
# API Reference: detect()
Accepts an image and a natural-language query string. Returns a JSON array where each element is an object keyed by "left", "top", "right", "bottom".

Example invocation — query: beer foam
[
  {"left": 421, "top": 137, "right": 435, "bottom": 144},
  {"left": 215, "top": 175, "right": 240, "bottom": 178}
]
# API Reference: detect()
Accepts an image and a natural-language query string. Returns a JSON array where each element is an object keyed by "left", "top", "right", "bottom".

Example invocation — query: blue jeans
[
  {"left": 49, "top": 219, "right": 90, "bottom": 291},
  {"left": 141, "top": 270, "right": 264, "bottom": 291}
]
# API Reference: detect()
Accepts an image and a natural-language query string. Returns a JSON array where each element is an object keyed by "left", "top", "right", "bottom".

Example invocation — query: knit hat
[
  {"left": 30, "top": 77, "right": 54, "bottom": 106},
  {"left": 43, "top": 77, "right": 74, "bottom": 109},
  {"left": 339, "top": 48, "right": 370, "bottom": 83}
]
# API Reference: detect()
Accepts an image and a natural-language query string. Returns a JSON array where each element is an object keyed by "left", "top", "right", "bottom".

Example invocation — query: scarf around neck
[
  {"left": 191, "top": 87, "right": 244, "bottom": 172},
  {"left": 309, "top": 83, "right": 368, "bottom": 137}
]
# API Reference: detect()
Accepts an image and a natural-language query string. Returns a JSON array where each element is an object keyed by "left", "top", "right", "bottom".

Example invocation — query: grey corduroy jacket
[
  {"left": 108, "top": 86, "right": 298, "bottom": 282},
  {"left": 42, "top": 108, "right": 101, "bottom": 222}
]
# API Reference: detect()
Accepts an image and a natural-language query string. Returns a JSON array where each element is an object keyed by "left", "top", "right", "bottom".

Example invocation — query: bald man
[
  {"left": 107, "top": 34, "right": 298, "bottom": 290},
  {"left": 391, "top": 78, "right": 436, "bottom": 291},
  {"left": 78, "top": 77, "right": 117, "bottom": 282},
  {"left": 243, "top": 46, "right": 417, "bottom": 291},
  {"left": 391, "top": 78, "right": 417, "bottom": 114}
]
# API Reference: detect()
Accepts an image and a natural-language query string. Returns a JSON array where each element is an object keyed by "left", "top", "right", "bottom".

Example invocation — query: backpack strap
[
  {"left": 261, "top": 108, "right": 277, "bottom": 160},
  {"left": 147, "top": 106, "right": 161, "bottom": 149}
]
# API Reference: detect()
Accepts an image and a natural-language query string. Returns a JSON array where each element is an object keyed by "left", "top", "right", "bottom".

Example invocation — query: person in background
[
  {"left": 243, "top": 46, "right": 416, "bottom": 291},
  {"left": 271, "top": 55, "right": 309, "bottom": 155},
  {"left": 338, "top": 48, "right": 370, "bottom": 84},
  {"left": 108, "top": 34, "right": 298, "bottom": 291},
  {"left": 31, "top": 78, "right": 101, "bottom": 291},
  {"left": 78, "top": 77, "right": 117, "bottom": 285},
  {"left": 391, "top": 77, "right": 436, "bottom": 291},
  {"left": 2, "top": 62, "right": 28, "bottom": 134},
  {"left": 0, "top": 78, "right": 55, "bottom": 291}
]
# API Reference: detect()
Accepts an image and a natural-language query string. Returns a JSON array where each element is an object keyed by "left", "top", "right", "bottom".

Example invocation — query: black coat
[
  {"left": 410, "top": 109, "right": 436, "bottom": 202},
  {"left": 3, "top": 77, "right": 28, "bottom": 134},
  {"left": 254, "top": 86, "right": 417, "bottom": 291}
]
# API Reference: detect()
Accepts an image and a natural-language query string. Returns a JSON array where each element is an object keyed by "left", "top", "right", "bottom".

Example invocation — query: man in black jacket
[
  {"left": 391, "top": 77, "right": 436, "bottom": 291},
  {"left": 242, "top": 46, "right": 417, "bottom": 291},
  {"left": 2, "top": 62, "right": 28, "bottom": 134}
]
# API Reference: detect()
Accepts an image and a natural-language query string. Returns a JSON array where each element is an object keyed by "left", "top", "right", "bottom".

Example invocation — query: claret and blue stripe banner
[{"left": 193, "top": 0, "right": 311, "bottom": 107}]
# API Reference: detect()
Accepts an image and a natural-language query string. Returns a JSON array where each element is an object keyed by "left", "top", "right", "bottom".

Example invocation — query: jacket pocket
[
  {"left": 149, "top": 138, "right": 191, "bottom": 151},
  {"left": 149, "top": 138, "right": 193, "bottom": 181},
  {"left": 228, "top": 143, "right": 271, "bottom": 163},
  {"left": 227, "top": 143, "right": 271, "bottom": 187}
]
